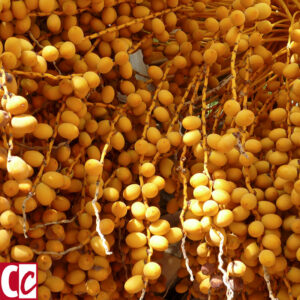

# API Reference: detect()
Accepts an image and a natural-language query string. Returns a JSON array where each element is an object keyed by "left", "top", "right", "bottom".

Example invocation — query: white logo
[{"left": 0, "top": 263, "right": 37, "bottom": 300}]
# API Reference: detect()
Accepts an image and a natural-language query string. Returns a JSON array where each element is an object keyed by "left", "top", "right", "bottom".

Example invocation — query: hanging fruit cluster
[{"left": 0, "top": 0, "right": 300, "bottom": 299}]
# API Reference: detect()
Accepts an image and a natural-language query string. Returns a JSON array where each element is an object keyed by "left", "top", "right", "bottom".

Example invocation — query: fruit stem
[
  {"left": 217, "top": 231, "right": 234, "bottom": 300},
  {"left": 92, "top": 110, "right": 123, "bottom": 256},
  {"left": 283, "top": 276, "right": 294, "bottom": 300},
  {"left": 201, "top": 65, "right": 211, "bottom": 181},
  {"left": 263, "top": 266, "right": 278, "bottom": 300},
  {"left": 22, "top": 102, "right": 66, "bottom": 238},
  {"left": 275, "top": 0, "right": 293, "bottom": 21},
  {"left": 85, "top": 6, "right": 185, "bottom": 40}
]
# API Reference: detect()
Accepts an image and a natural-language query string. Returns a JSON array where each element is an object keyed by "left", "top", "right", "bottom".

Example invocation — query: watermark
[{"left": 0, "top": 263, "right": 37, "bottom": 299}]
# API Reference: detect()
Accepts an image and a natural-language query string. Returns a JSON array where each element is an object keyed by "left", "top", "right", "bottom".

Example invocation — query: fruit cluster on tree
[{"left": 0, "top": 0, "right": 300, "bottom": 299}]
